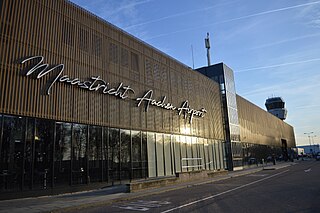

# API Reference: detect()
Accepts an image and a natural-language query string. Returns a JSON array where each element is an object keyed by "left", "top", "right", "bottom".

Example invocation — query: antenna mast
[
  {"left": 191, "top": 45, "right": 195, "bottom": 69},
  {"left": 205, "top": 32, "right": 211, "bottom": 66}
]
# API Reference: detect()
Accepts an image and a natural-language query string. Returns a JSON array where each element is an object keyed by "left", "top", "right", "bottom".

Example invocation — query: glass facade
[
  {"left": 0, "top": 114, "right": 226, "bottom": 193},
  {"left": 197, "top": 63, "right": 241, "bottom": 170},
  {"left": 72, "top": 124, "right": 87, "bottom": 185},
  {"left": 147, "top": 132, "right": 156, "bottom": 178},
  {"left": 242, "top": 142, "right": 284, "bottom": 166}
]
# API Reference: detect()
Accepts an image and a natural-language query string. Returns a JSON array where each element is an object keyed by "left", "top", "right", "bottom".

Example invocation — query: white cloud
[{"left": 296, "top": 1, "right": 320, "bottom": 28}]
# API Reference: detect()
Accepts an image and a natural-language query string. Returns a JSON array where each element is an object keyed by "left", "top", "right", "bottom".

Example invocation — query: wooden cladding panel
[
  {"left": 236, "top": 95, "right": 295, "bottom": 147},
  {"left": 0, "top": 0, "right": 225, "bottom": 140}
]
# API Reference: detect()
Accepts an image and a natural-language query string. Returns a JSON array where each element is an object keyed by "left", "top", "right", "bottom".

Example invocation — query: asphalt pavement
[{"left": 0, "top": 161, "right": 298, "bottom": 213}]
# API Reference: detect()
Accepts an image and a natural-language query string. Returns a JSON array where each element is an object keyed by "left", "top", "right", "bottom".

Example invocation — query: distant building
[
  {"left": 297, "top": 148, "right": 305, "bottom": 155},
  {"left": 297, "top": 145, "right": 320, "bottom": 155}
]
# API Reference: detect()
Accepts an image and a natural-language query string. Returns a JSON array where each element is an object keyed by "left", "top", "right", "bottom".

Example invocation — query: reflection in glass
[
  {"left": 164, "top": 134, "right": 172, "bottom": 176},
  {"left": 219, "top": 141, "right": 225, "bottom": 169},
  {"left": 203, "top": 139, "right": 210, "bottom": 170},
  {"left": 0, "top": 116, "right": 25, "bottom": 191},
  {"left": 141, "top": 132, "right": 148, "bottom": 178},
  {"left": 208, "top": 139, "right": 215, "bottom": 170},
  {"left": 173, "top": 135, "right": 181, "bottom": 173},
  {"left": 222, "top": 142, "right": 227, "bottom": 169},
  {"left": 72, "top": 124, "right": 87, "bottom": 185},
  {"left": 89, "top": 126, "right": 102, "bottom": 182},
  {"left": 147, "top": 133, "right": 156, "bottom": 178},
  {"left": 132, "top": 131, "right": 141, "bottom": 179},
  {"left": 191, "top": 137, "right": 198, "bottom": 171},
  {"left": 33, "top": 119, "right": 54, "bottom": 189},
  {"left": 198, "top": 138, "right": 205, "bottom": 170},
  {"left": 215, "top": 141, "right": 221, "bottom": 170},
  {"left": 109, "top": 128, "right": 120, "bottom": 181},
  {"left": 102, "top": 128, "right": 108, "bottom": 182},
  {"left": 156, "top": 133, "right": 164, "bottom": 176},
  {"left": 120, "top": 129, "right": 131, "bottom": 180},
  {"left": 0, "top": 116, "right": 231, "bottom": 191},
  {"left": 186, "top": 137, "right": 192, "bottom": 171},
  {"left": 23, "top": 118, "right": 34, "bottom": 190},
  {"left": 180, "top": 136, "right": 187, "bottom": 172},
  {"left": 54, "top": 123, "right": 71, "bottom": 186}
]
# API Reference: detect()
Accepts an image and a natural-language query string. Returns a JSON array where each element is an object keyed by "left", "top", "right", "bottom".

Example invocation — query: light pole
[
  {"left": 311, "top": 135, "right": 316, "bottom": 145},
  {"left": 304, "top": 132, "right": 314, "bottom": 155},
  {"left": 311, "top": 135, "right": 317, "bottom": 154}
]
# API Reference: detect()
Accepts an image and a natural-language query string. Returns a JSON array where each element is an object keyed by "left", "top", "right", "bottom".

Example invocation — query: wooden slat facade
[
  {"left": 0, "top": 0, "right": 225, "bottom": 141},
  {"left": 237, "top": 95, "right": 296, "bottom": 148}
]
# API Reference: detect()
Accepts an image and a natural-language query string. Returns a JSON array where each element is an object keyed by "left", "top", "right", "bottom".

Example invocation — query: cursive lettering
[
  {"left": 21, "top": 56, "right": 134, "bottom": 99},
  {"left": 136, "top": 90, "right": 206, "bottom": 123},
  {"left": 136, "top": 90, "right": 176, "bottom": 112},
  {"left": 20, "top": 56, "right": 207, "bottom": 123},
  {"left": 177, "top": 101, "right": 207, "bottom": 123}
]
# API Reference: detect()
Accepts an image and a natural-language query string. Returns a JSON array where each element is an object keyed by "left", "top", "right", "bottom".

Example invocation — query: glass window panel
[
  {"left": 89, "top": 126, "right": 102, "bottom": 182},
  {"left": 164, "top": 134, "right": 172, "bottom": 176},
  {"left": 0, "top": 116, "right": 25, "bottom": 191},
  {"left": 173, "top": 135, "right": 181, "bottom": 173},
  {"left": 33, "top": 119, "right": 54, "bottom": 189},
  {"left": 109, "top": 128, "right": 120, "bottom": 181},
  {"left": 219, "top": 141, "right": 225, "bottom": 169},
  {"left": 132, "top": 131, "right": 141, "bottom": 179},
  {"left": 120, "top": 129, "right": 131, "bottom": 180},
  {"left": 156, "top": 133, "right": 164, "bottom": 177},
  {"left": 180, "top": 136, "right": 187, "bottom": 172},
  {"left": 186, "top": 136, "right": 192, "bottom": 171},
  {"left": 72, "top": 124, "right": 88, "bottom": 185},
  {"left": 23, "top": 118, "right": 34, "bottom": 190},
  {"left": 191, "top": 137, "right": 198, "bottom": 171},
  {"left": 102, "top": 128, "right": 108, "bottom": 182},
  {"left": 215, "top": 141, "right": 221, "bottom": 170},
  {"left": 198, "top": 138, "right": 205, "bottom": 170},
  {"left": 170, "top": 135, "right": 175, "bottom": 174},
  {"left": 141, "top": 132, "right": 148, "bottom": 178},
  {"left": 147, "top": 132, "right": 156, "bottom": 178},
  {"left": 203, "top": 139, "right": 210, "bottom": 170},
  {"left": 223, "top": 142, "right": 227, "bottom": 169},
  {"left": 54, "top": 122, "right": 71, "bottom": 186},
  {"left": 209, "top": 139, "right": 215, "bottom": 170},
  {"left": 213, "top": 141, "right": 218, "bottom": 170}
]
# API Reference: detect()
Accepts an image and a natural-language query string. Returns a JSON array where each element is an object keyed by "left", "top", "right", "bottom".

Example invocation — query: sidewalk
[{"left": 0, "top": 162, "right": 295, "bottom": 213}]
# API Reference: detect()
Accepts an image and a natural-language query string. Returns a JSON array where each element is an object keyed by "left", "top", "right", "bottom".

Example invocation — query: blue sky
[{"left": 70, "top": 0, "right": 320, "bottom": 146}]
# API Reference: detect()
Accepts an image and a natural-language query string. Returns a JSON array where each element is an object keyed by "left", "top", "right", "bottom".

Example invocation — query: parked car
[
  {"left": 316, "top": 153, "right": 320, "bottom": 161},
  {"left": 266, "top": 156, "right": 273, "bottom": 162},
  {"left": 248, "top": 158, "right": 257, "bottom": 165}
]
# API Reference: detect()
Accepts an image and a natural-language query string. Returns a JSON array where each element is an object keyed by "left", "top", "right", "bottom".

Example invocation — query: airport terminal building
[{"left": 0, "top": 0, "right": 295, "bottom": 198}]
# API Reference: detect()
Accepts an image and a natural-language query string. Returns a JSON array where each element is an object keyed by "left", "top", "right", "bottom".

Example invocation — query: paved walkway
[{"left": 0, "top": 162, "right": 295, "bottom": 213}]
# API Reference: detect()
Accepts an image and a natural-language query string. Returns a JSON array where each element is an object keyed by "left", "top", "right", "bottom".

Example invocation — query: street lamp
[
  {"left": 311, "top": 135, "right": 317, "bottom": 154},
  {"left": 304, "top": 132, "right": 314, "bottom": 154},
  {"left": 311, "top": 135, "right": 316, "bottom": 145}
]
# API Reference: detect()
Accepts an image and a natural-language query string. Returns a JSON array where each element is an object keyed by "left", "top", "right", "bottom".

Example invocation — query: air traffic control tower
[{"left": 265, "top": 97, "right": 287, "bottom": 120}]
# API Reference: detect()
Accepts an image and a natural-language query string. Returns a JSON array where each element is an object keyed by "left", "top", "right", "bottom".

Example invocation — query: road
[{"left": 75, "top": 161, "right": 320, "bottom": 213}]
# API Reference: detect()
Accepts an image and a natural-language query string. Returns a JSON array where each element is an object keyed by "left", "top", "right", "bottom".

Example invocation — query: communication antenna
[
  {"left": 205, "top": 32, "right": 211, "bottom": 66},
  {"left": 191, "top": 45, "right": 195, "bottom": 69}
]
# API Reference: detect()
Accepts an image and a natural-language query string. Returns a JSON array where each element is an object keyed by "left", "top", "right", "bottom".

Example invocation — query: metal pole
[
  {"left": 308, "top": 136, "right": 311, "bottom": 154},
  {"left": 304, "top": 132, "right": 314, "bottom": 155}
]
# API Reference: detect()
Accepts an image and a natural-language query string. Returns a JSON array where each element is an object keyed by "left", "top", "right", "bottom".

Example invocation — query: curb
[
  {"left": 4, "top": 162, "right": 293, "bottom": 213},
  {"left": 52, "top": 167, "right": 271, "bottom": 212}
]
